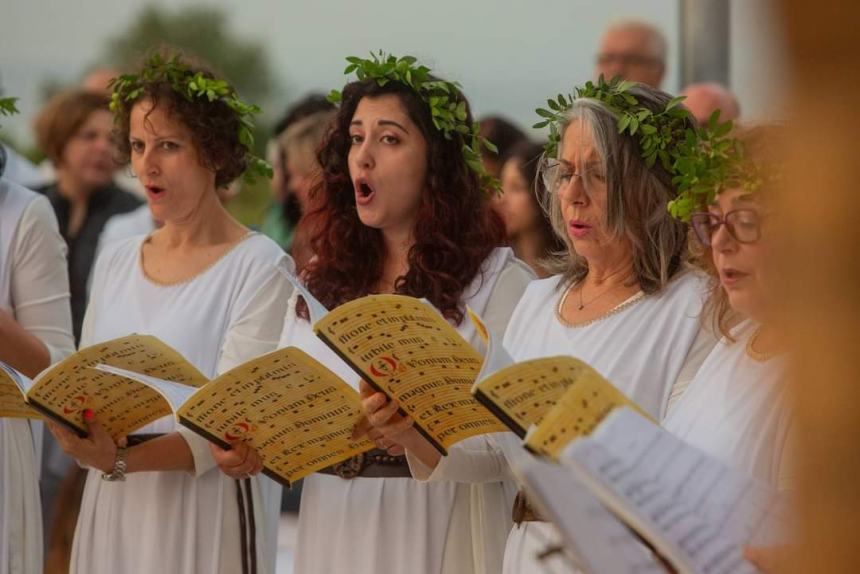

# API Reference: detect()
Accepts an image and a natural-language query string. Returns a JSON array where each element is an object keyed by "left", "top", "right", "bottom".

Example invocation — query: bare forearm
[
  {"left": 401, "top": 429, "right": 442, "bottom": 469},
  {"left": 125, "top": 432, "right": 196, "bottom": 473},
  {"left": 0, "top": 312, "right": 50, "bottom": 377}
]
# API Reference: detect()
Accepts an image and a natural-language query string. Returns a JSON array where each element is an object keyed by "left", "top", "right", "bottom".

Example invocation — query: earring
[{"left": 125, "top": 165, "right": 138, "bottom": 179}]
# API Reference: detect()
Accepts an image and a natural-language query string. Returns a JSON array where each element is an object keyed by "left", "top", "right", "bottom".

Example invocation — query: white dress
[
  {"left": 0, "top": 179, "right": 75, "bottom": 574},
  {"left": 96, "top": 205, "right": 157, "bottom": 254},
  {"left": 408, "top": 270, "right": 712, "bottom": 573},
  {"left": 663, "top": 321, "right": 793, "bottom": 490},
  {"left": 502, "top": 271, "right": 714, "bottom": 573},
  {"left": 70, "top": 233, "right": 293, "bottom": 574},
  {"left": 282, "top": 248, "right": 534, "bottom": 574}
]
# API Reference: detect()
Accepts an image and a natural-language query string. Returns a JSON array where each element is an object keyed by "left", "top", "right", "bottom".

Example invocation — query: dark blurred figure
[
  {"left": 595, "top": 19, "right": 667, "bottom": 88},
  {"left": 477, "top": 115, "right": 527, "bottom": 179},
  {"left": 680, "top": 82, "right": 741, "bottom": 126},
  {"left": 280, "top": 108, "right": 336, "bottom": 270},
  {"left": 33, "top": 89, "right": 140, "bottom": 343},
  {"left": 262, "top": 94, "right": 334, "bottom": 251},
  {"left": 493, "top": 141, "right": 565, "bottom": 277}
]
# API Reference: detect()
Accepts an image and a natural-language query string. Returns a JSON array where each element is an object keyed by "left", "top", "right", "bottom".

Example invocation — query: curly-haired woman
[
  {"left": 46, "top": 54, "right": 294, "bottom": 574},
  {"left": 214, "top": 58, "right": 535, "bottom": 574}
]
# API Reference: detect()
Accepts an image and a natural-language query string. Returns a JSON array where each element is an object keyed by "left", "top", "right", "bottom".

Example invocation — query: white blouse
[
  {"left": 70, "top": 233, "right": 293, "bottom": 574},
  {"left": 663, "top": 321, "right": 793, "bottom": 490},
  {"left": 406, "top": 269, "right": 713, "bottom": 573},
  {"left": 0, "top": 179, "right": 74, "bottom": 574}
]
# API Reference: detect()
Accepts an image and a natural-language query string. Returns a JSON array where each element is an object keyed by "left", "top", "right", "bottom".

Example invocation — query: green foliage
[
  {"left": 0, "top": 97, "right": 19, "bottom": 117},
  {"left": 103, "top": 6, "right": 274, "bottom": 107},
  {"left": 533, "top": 76, "right": 759, "bottom": 222},
  {"left": 109, "top": 53, "right": 272, "bottom": 184},
  {"left": 0, "top": 97, "right": 19, "bottom": 132},
  {"left": 328, "top": 52, "right": 501, "bottom": 196}
]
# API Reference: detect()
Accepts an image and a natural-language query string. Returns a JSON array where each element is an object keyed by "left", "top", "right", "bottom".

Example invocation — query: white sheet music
[
  {"left": 580, "top": 408, "right": 790, "bottom": 547},
  {"left": 516, "top": 458, "right": 666, "bottom": 574},
  {"left": 561, "top": 408, "right": 788, "bottom": 573},
  {"left": 93, "top": 364, "right": 197, "bottom": 412},
  {"left": 0, "top": 361, "right": 33, "bottom": 394}
]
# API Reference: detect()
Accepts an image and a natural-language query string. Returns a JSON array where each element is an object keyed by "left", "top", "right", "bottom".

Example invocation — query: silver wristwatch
[{"left": 101, "top": 447, "right": 129, "bottom": 482}]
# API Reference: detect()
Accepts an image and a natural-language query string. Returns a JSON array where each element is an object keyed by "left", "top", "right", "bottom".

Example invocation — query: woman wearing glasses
[
  {"left": 365, "top": 81, "right": 718, "bottom": 573},
  {"left": 663, "top": 126, "right": 792, "bottom": 491}
]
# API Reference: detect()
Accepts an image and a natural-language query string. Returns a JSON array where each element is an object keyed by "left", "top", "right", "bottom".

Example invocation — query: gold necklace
[
  {"left": 577, "top": 281, "right": 627, "bottom": 310},
  {"left": 556, "top": 283, "right": 645, "bottom": 328},
  {"left": 745, "top": 326, "right": 777, "bottom": 362}
]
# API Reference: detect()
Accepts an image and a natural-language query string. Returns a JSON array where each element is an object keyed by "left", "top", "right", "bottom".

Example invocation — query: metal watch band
[{"left": 101, "top": 447, "right": 128, "bottom": 482}]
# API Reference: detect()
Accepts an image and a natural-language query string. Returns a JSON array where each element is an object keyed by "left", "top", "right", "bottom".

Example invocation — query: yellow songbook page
[
  {"left": 175, "top": 347, "right": 374, "bottom": 486},
  {"left": 26, "top": 334, "right": 206, "bottom": 439},
  {"left": 523, "top": 360, "right": 653, "bottom": 459},
  {"left": 0, "top": 363, "right": 39, "bottom": 419},
  {"left": 313, "top": 294, "right": 506, "bottom": 454},
  {"left": 472, "top": 357, "right": 586, "bottom": 438}
]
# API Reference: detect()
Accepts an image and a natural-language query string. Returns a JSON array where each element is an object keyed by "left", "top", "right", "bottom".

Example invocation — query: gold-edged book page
[
  {"left": 177, "top": 347, "right": 374, "bottom": 486},
  {"left": 0, "top": 364, "right": 39, "bottom": 419},
  {"left": 524, "top": 363, "right": 652, "bottom": 460},
  {"left": 314, "top": 294, "right": 506, "bottom": 454},
  {"left": 472, "top": 357, "right": 585, "bottom": 437},
  {"left": 26, "top": 334, "right": 206, "bottom": 438}
]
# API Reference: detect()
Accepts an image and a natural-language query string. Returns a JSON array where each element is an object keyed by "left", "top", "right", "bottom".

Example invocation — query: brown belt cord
[
  {"left": 236, "top": 479, "right": 250, "bottom": 574},
  {"left": 243, "top": 478, "right": 258, "bottom": 574}
]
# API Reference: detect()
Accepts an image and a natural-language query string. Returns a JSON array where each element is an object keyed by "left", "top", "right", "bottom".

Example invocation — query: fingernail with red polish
[{"left": 83, "top": 409, "right": 94, "bottom": 421}]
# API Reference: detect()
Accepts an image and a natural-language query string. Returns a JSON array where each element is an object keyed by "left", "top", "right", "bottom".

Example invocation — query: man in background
[
  {"left": 595, "top": 19, "right": 667, "bottom": 88},
  {"left": 680, "top": 82, "right": 741, "bottom": 126}
]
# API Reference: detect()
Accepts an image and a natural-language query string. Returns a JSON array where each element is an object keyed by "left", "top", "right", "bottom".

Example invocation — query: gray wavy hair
[{"left": 540, "top": 84, "right": 691, "bottom": 294}]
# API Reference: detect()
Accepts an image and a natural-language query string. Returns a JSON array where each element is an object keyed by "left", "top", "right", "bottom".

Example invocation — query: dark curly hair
[
  {"left": 112, "top": 55, "right": 247, "bottom": 188},
  {"left": 299, "top": 78, "right": 505, "bottom": 324}
]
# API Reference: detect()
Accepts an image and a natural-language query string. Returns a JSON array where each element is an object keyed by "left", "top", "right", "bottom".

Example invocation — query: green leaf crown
[
  {"left": 108, "top": 53, "right": 272, "bottom": 184},
  {"left": 533, "top": 76, "right": 762, "bottom": 222},
  {"left": 327, "top": 51, "right": 501, "bottom": 195},
  {"left": 0, "top": 97, "right": 19, "bottom": 129}
]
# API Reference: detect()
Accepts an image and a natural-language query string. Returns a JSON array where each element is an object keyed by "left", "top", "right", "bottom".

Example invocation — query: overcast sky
[{"left": 1, "top": 0, "right": 784, "bottom": 146}]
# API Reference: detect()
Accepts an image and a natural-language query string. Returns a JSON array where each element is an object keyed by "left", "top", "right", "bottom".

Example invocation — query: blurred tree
[{"left": 102, "top": 5, "right": 277, "bottom": 108}]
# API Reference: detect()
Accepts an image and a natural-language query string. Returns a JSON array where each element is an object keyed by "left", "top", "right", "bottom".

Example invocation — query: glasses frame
[
  {"left": 690, "top": 209, "right": 763, "bottom": 246},
  {"left": 540, "top": 158, "right": 605, "bottom": 194}
]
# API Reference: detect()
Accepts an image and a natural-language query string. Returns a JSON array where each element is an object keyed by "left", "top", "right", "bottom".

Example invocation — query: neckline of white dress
[
  {"left": 555, "top": 283, "right": 646, "bottom": 329},
  {"left": 138, "top": 231, "right": 257, "bottom": 288}
]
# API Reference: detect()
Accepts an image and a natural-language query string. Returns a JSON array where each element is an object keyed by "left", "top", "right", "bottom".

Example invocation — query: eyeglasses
[
  {"left": 540, "top": 158, "right": 605, "bottom": 192},
  {"left": 595, "top": 53, "right": 660, "bottom": 68},
  {"left": 690, "top": 209, "right": 763, "bottom": 246}
]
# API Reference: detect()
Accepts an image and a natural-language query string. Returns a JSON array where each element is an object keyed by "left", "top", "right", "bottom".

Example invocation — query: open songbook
[
  {"left": 0, "top": 335, "right": 208, "bottom": 436},
  {"left": 286, "top": 271, "right": 652, "bottom": 458},
  {"left": 0, "top": 334, "right": 372, "bottom": 487},
  {"left": 514, "top": 408, "right": 790, "bottom": 574},
  {"left": 466, "top": 309, "right": 653, "bottom": 459},
  {"left": 98, "top": 347, "right": 373, "bottom": 487},
  {"left": 1, "top": 362, "right": 39, "bottom": 419},
  {"left": 287, "top": 276, "right": 507, "bottom": 455}
]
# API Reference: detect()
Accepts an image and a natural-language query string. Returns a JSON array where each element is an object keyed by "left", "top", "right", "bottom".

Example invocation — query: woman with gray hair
[{"left": 361, "top": 79, "right": 717, "bottom": 573}]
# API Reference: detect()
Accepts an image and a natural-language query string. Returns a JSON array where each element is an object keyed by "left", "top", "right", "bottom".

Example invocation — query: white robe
[
  {"left": 282, "top": 248, "right": 533, "bottom": 574},
  {"left": 501, "top": 271, "right": 713, "bottom": 573},
  {"left": 70, "top": 233, "right": 293, "bottom": 574},
  {"left": 663, "top": 321, "right": 793, "bottom": 490},
  {"left": 0, "top": 179, "right": 75, "bottom": 574},
  {"left": 405, "top": 270, "right": 712, "bottom": 573}
]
